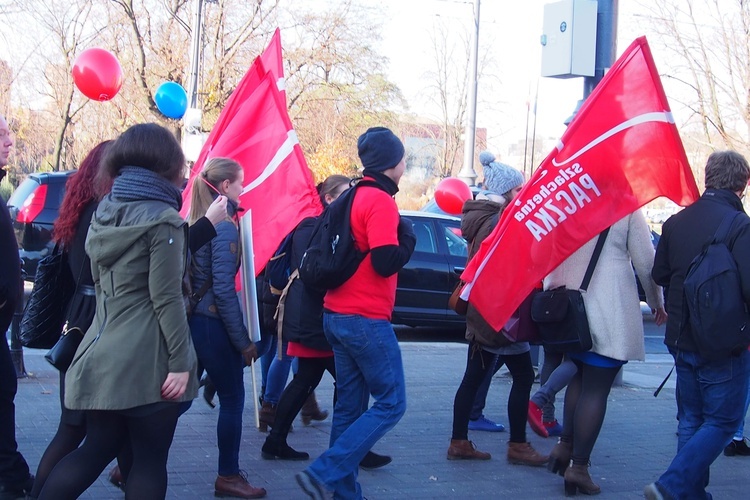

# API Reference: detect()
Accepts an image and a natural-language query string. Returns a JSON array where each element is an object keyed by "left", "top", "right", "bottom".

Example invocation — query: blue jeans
[
  {"left": 306, "top": 313, "right": 406, "bottom": 500},
  {"left": 262, "top": 340, "right": 294, "bottom": 405},
  {"left": 656, "top": 348, "right": 750, "bottom": 499},
  {"left": 734, "top": 382, "right": 750, "bottom": 439},
  {"left": 190, "top": 314, "right": 245, "bottom": 476}
]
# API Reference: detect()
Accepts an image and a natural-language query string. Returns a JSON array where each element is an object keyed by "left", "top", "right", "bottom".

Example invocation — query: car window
[
  {"left": 412, "top": 220, "right": 438, "bottom": 254},
  {"left": 7, "top": 178, "right": 39, "bottom": 209},
  {"left": 441, "top": 223, "right": 467, "bottom": 258}
]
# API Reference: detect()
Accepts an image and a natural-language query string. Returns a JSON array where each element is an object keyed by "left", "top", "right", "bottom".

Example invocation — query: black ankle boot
[{"left": 261, "top": 438, "right": 309, "bottom": 461}]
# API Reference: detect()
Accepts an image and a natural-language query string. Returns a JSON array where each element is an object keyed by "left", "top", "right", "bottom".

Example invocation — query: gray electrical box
[{"left": 540, "top": 0, "right": 598, "bottom": 78}]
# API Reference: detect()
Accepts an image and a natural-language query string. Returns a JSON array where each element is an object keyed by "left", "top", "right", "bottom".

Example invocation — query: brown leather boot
[
  {"left": 300, "top": 392, "right": 329, "bottom": 425},
  {"left": 258, "top": 402, "right": 275, "bottom": 432},
  {"left": 547, "top": 438, "right": 573, "bottom": 476},
  {"left": 507, "top": 441, "right": 548, "bottom": 466},
  {"left": 563, "top": 463, "right": 601, "bottom": 496},
  {"left": 447, "top": 439, "right": 491, "bottom": 460},
  {"left": 214, "top": 472, "right": 267, "bottom": 499}
]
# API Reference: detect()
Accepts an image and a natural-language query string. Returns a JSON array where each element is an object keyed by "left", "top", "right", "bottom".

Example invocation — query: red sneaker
[{"left": 527, "top": 401, "right": 549, "bottom": 438}]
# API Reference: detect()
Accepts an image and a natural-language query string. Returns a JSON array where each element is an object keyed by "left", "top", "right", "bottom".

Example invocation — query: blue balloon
[{"left": 154, "top": 81, "right": 188, "bottom": 119}]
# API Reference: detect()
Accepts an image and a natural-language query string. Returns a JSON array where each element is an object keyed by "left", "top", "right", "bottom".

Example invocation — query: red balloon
[
  {"left": 71, "top": 48, "right": 123, "bottom": 101},
  {"left": 435, "top": 177, "right": 472, "bottom": 215}
]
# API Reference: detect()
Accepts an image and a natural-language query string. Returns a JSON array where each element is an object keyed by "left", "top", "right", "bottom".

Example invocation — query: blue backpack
[{"left": 683, "top": 211, "right": 750, "bottom": 360}]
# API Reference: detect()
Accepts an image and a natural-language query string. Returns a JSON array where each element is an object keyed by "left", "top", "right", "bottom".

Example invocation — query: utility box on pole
[{"left": 540, "top": 0, "right": 598, "bottom": 78}]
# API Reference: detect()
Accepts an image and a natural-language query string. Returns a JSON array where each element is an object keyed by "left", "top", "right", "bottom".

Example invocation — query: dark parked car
[
  {"left": 7, "top": 171, "right": 75, "bottom": 280},
  {"left": 393, "top": 210, "right": 467, "bottom": 328}
]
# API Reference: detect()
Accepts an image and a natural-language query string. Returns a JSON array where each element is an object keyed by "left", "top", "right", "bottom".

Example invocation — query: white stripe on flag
[
  {"left": 241, "top": 130, "right": 298, "bottom": 195},
  {"left": 276, "top": 77, "right": 286, "bottom": 92},
  {"left": 551, "top": 112, "right": 674, "bottom": 167}
]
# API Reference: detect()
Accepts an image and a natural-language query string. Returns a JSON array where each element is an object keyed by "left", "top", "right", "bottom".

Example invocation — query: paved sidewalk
[{"left": 12, "top": 342, "right": 750, "bottom": 499}]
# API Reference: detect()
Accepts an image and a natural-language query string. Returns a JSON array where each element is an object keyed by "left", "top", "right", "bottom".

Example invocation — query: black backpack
[
  {"left": 298, "top": 179, "right": 384, "bottom": 290},
  {"left": 266, "top": 228, "right": 297, "bottom": 296},
  {"left": 683, "top": 211, "right": 750, "bottom": 360}
]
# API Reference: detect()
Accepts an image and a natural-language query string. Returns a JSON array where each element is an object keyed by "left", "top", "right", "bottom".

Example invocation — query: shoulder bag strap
[{"left": 579, "top": 227, "right": 610, "bottom": 291}]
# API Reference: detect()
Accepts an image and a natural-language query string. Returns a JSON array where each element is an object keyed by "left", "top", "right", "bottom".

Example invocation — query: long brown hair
[{"left": 188, "top": 157, "right": 242, "bottom": 224}]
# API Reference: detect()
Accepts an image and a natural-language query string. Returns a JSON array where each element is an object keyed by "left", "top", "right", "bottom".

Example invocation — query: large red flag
[
  {"left": 181, "top": 28, "right": 321, "bottom": 274},
  {"left": 462, "top": 36, "right": 700, "bottom": 331}
]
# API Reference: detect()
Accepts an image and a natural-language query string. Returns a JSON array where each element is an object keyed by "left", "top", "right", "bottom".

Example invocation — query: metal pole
[
  {"left": 458, "top": 0, "right": 480, "bottom": 187},
  {"left": 186, "top": 0, "right": 204, "bottom": 109},
  {"left": 564, "top": 0, "right": 619, "bottom": 124}
]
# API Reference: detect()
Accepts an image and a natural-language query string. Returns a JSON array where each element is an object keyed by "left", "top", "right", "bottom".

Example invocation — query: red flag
[
  {"left": 260, "top": 27, "right": 285, "bottom": 99},
  {"left": 462, "top": 37, "right": 700, "bottom": 331},
  {"left": 181, "top": 28, "right": 321, "bottom": 275}
]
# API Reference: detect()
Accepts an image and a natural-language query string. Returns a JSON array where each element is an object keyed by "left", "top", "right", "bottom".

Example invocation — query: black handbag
[
  {"left": 44, "top": 325, "right": 84, "bottom": 371},
  {"left": 531, "top": 228, "right": 610, "bottom": 353},
  {"left": 19, "top": 243, "right": 75, "bottom": 349}
]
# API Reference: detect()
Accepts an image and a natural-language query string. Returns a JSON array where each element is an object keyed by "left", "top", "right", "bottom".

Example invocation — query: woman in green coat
[{"left": 39, "top": 123, "right": 199, "bottom": 500}]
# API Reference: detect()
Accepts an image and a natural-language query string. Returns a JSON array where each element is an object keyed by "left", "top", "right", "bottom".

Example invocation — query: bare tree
[
  {"left": 637, "top": 0, "right": 750, "bottom": 170},
  {"left": 15, "top": 0, "right": 104, "bottom": 170},
  {"left": 283, "top": 0, "right": 406, "bottom": 178}
]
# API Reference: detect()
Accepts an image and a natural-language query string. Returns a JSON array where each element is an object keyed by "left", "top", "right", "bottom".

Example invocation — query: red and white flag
[
  {"left": 462, "top": 36, "right": 700, "bottom": 331},
  {"left": 181, "top": 28, "right": 321, "bottom": 274}
]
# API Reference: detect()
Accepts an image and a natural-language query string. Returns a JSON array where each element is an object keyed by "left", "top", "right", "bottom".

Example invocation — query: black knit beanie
[{"left": 357, "top": 127, "right": 405, "bottom": 173}]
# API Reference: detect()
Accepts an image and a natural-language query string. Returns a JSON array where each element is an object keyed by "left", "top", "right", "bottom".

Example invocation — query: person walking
[
  {"left": 645, "top": 150, "right": 750, "bottom": 500},
  {"left": 545, "top": 210, "right": 666, "bottom": 496},
  {"left": 447, "top": 152, "right": 546, "bottom": 466},
  {"left": 187, "top": 157, "right": 265, "bottom": 499},
  {"left": 262, "top": 175, "right": 391, "bottom": 470},
  {"left": 37, "top": 123, "right": 199, "bottom": 500},
  {"left": 295, "top": 127, "right": 415, "bottom": 500},
  {"left": 0, "top": 113, "right": 34, "bottom": 500},
  {"left": 27, "top": 141, "right": 113, "bottom": 498}
]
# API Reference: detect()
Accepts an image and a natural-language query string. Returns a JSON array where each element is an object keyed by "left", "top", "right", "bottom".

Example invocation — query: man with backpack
[
  {"left": 296, "top": 127, "right": 416, "bottom": 500},
  {"left": 645, "top": 150, "right": 750, "bottom": 500}
]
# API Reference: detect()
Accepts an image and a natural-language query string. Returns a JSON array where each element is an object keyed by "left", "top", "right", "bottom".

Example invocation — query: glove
[
  {"left": 397, "top": 217, "right": 416, "bottom": 254},
  {"left": 241, "top": 343, "right": 259, "bottom": 366}
]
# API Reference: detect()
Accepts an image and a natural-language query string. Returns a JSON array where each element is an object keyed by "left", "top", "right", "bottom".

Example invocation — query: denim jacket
[{"left": 190, "top": 217, "right": 251, "bottom": 353}]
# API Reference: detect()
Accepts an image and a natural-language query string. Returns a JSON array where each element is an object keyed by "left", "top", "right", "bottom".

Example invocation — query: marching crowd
[{"left": 1, "top": 113, "right": 750, "bottom": 500}]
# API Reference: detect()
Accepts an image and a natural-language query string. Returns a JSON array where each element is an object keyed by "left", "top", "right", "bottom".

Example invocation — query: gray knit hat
[{"left": 479, "top": 151, "right": 524, "bottom": 195}]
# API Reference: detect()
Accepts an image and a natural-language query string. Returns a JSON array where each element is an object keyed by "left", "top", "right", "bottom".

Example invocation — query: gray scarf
[{"left": 111, "top": 166, "right": 182, "bottom": 211}]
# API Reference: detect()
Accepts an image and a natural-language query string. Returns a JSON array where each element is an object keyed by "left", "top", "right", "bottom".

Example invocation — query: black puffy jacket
[{"left": 281, "top": 217, "right": 331, "bottom": 352}]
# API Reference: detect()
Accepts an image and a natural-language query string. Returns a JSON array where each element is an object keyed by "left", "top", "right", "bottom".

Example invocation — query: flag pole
[{"left": 239, "top": 210, "right": 262, "bottom": 427}]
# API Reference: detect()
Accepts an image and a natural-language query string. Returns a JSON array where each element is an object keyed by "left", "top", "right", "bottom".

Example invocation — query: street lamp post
[
  {"left": 182, "top": 0, "right": 216, "bottom": 163},
  {"left": 458, "top": 0, "right": 480, "bottom": 187}
]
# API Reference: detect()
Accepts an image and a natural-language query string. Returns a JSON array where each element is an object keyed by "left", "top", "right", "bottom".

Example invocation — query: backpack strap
[
  {"left": 713, "top": 211, "right": 742, "bottom": 247},
  {"left": 580, "top": 227, "right": 610, "bottom": 291},
  {"left": 273, "top": 268, "right": 300, "bottom": 360}
]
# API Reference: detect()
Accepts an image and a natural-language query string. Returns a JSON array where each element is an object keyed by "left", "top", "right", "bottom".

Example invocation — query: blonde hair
[{"left": 188, "top": 157, "right": 242, "bottom": 224}]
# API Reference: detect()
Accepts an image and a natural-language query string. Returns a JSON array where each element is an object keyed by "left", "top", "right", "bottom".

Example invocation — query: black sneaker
[
  {"left": 359, "top": 451, "right": 392, "bottom": 470},
  {"left": 724, "top": 437, "right": 750, "bottom": 456}
]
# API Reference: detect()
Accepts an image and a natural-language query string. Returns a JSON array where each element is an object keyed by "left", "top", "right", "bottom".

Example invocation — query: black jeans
[
  {"left": 452, "top": 342, "right": 534, "bottom": 443},
  {"left": 0, "top": 308, "right": 31, "bottom": 490},
  {"left": 269, "top": 356, "right": 336, "bottom": 444}
]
